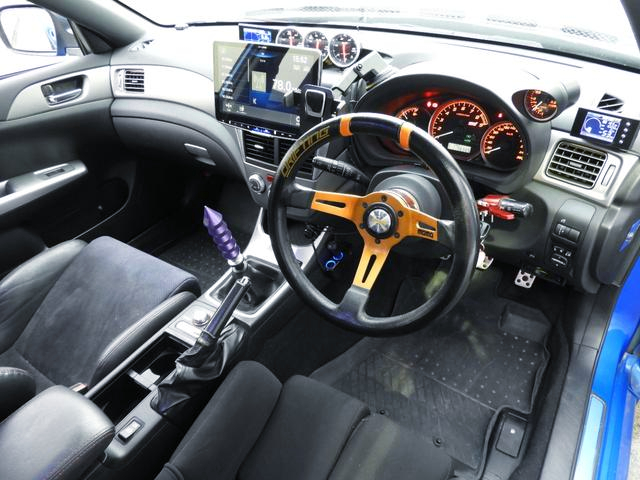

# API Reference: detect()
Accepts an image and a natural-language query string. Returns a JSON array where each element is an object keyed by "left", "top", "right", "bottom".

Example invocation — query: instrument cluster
[{"left": 392, "top": 95, "right": 527, "bottom": 171}]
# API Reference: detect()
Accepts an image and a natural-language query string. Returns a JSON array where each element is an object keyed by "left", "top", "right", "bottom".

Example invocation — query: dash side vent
[
  {"left": 123, "top": 69, "right": 145, "bottom": 93},
  {"left": 546, "top": 142, "right": 607, "bottom": 189},
  {"left": 597, "top": 93, "right": 624, "bottom": 112}
]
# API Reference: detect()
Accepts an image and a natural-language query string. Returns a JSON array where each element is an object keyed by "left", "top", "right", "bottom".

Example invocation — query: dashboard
[{"left": 27, "top": 21, "right": 635, "bottom": 295}]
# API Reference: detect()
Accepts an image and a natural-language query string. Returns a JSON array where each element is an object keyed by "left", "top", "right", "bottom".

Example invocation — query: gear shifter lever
[{"left": 204, "top": 206, "right": 281, "bottom": 311}]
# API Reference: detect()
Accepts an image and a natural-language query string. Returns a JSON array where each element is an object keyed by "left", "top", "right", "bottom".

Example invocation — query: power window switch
[
  {"left": 117, "top": 418, "right": 143, "bottom": 443},
  {"left": 551, "top": 253, "right": 569, "bottom": 268}
]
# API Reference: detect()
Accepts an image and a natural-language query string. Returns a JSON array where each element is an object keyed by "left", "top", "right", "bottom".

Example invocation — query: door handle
[{"left": 45, "top": 88, "right": 83, "bottom": 105}]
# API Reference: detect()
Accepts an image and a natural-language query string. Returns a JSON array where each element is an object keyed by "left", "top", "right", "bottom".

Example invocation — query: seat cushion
[
  {"left": 7, "top": 236, "right": 199, "bottom": 388},
  {"left": 157, "top": 361, "right": 452, "bottom": 480},
  {"left": 239, "top": 374, "right": 370, "bottom": 480},
  {"left": 162, "top": 361, "right": 283, "bottom": 480}
]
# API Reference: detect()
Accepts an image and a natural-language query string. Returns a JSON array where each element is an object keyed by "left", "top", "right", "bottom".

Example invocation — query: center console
[{"left": 81, "top": 208, "right": 321, "bottom": 479}]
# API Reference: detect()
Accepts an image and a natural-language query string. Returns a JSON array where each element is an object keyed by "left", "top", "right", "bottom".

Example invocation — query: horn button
[{"left": 363, "top": 203, "right": 397, "bottom": 239}]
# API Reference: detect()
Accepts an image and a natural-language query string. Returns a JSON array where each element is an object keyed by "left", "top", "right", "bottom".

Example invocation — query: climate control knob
[{"left": 248, "top": 174, "right": 267, "bottom": 194}]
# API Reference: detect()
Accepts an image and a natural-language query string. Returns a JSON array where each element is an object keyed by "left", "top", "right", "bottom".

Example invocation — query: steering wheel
[{"left": 268, "top": 113, "right": 479, "bottom": 334}]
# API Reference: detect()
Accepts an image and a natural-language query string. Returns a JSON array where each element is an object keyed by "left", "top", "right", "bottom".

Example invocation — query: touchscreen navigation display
[{"left": 213, "top": 40, "right": 322, "bottom": 136}]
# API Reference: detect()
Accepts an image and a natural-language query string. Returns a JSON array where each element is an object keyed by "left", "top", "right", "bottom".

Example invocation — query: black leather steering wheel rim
[{"left": 268, "top": 113, "right": 479, "bottom": 334}]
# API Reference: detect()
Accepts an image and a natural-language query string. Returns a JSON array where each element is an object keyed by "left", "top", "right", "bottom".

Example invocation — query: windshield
[{"left": 119, "top": 0, "right": 640, "bottom": 68}]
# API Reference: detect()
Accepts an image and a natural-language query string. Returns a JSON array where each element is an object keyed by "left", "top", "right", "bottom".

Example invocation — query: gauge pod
[
  {"left": 524, "top": 90, "right": 558, "bottom": 121},
  {"left": 329, "top": 33, "right": 360, "bottom": 68},
  {"left": 514, "top": 81, "right": 580, "bottom": 122}
]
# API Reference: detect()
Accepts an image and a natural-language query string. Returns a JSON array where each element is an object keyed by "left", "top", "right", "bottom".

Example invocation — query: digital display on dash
[
  {"left": 579, "top": 111, "right": 621, "bottom": 144},
  {"left": 447, "top": 142, "right": 472, "bottom": 154},
  {"left": 242, "top": 27, "right": 272, "bottom": 43},
  {"left": 213, "top": 40, "right": 321, "bottom": 135}
]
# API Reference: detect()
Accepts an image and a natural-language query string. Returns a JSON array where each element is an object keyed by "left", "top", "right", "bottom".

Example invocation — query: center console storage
[{"left": 91, "top": 335, "right": 189, "bottom": 425}]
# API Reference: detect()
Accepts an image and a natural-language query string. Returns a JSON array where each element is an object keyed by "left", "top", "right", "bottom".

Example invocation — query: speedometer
[{"left": 429, "top": 100, "right": 489, "bottom": 160}]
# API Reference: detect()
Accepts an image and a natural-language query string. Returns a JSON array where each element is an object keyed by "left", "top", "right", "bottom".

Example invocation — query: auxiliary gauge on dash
[
  {"left": 304, "top": 30, "right": 329, "bottom": 61},
  {"left": 276, "top": 27, "right": 303, "bottom": 46},
  {"left": 329, "top": 33, "right": 360, "bottom": 68}
]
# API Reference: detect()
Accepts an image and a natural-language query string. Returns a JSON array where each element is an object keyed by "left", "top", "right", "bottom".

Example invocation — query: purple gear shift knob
[{"left": 203, "top": 206, "right": 243, "bottom": 266}]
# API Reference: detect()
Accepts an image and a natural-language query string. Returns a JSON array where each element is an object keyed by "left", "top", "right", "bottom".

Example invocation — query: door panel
[{"left": 0, "top": 51, "right": 129, "bottom": 275}]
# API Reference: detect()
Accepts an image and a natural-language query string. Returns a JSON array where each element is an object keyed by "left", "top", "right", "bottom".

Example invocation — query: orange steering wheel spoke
[
  {"left": 352, "top": 240, "right": 393, "bottom": 290},
  {"left": 310, "top": 190, "right": 364, "bottom": 223}
]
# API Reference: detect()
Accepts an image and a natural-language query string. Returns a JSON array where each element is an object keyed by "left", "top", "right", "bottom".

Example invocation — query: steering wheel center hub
[{"left": 364, "top": 203, "right": 396, "bottom": 238}]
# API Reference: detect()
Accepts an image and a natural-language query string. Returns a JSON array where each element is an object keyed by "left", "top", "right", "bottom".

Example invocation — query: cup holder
[{"left": 92, "top": 334, "right": 187, "bottom": 424}]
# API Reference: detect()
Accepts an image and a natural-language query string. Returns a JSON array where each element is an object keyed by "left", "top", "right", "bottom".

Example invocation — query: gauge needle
[
  {"left": 435, "top": 131, "right": 453, "bottom": 139},
  {"left": 342, "top": 42, "right": 347, "bottom": 60},
  {"left": 485, "top": 147, "right": 502, "bottom": 154}
]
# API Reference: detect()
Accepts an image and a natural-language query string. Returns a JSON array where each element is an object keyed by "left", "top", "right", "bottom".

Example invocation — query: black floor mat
[
  {"left": 155, "top": 179, "right": 259, "bottom": 289},
  {"left": 159, "top": 228, "right": 251, "bottom": 289},
  {"left": 311, "top": 267, "right": 551, "bottom": 476}
]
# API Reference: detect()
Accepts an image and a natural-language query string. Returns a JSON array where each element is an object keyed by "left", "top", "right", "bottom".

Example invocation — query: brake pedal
[
  {"left": 476, "top": 250, "right": 494, "bottom": 270},
  {"left": 515, "top": 269, "right": 536, "bottom": 288}
]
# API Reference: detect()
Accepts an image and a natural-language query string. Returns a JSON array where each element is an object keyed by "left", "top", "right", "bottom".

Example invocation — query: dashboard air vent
[
  {"left": 244, "top": 132, "right": 275, "bottom": 165},
  {"left": 243, "top": 133, "right": 313, "bottom": 179},
  {"left": 546, "top": 142, "right": 607, "bottom": 189},
  {"left": 123, "top": 69, "right": 145, "bottom": 93},
  {"left": 597, "top": 93, "right": 624, "bottom": 112}
]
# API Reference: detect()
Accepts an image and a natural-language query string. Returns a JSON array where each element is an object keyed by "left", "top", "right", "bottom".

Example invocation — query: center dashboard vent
[
  {"left": 546, "top": 141, "right": 607, "bottom": 189},
  {"left": 243, "top": 132, "right": 313, "bottom": 179},
  {"left": 123, "top": 69, "right": 145, "bottom": 93},
  {"left": 597, "top": 93, "right": 624, "bottom": 112}
]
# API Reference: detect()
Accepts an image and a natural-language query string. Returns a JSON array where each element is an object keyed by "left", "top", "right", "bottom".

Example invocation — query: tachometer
[
  {"left": 481, "top": 122, "right": 526, "bottom": 170},
  {"left": 276, "top": 28, "right": 302, "bottom": 46},
  {"left": 396, "top": 105, "right": 430, "bottom": 128},
  {"left": 304, "top": 31, "right": 329, "bottom": 61},
  {"left": 329, "top": 33, "right": 360, "bottom": 68},
  {"left": 428, "top": 100, "right": 489, "bottom": 160},
  {"left": 523, "top": 89, "right": 558, "bottom": 121}
]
